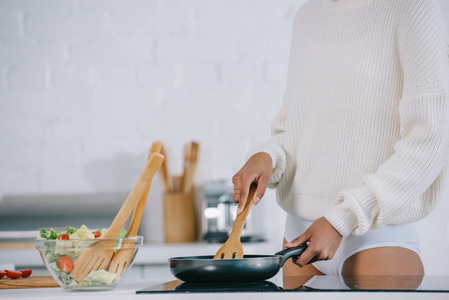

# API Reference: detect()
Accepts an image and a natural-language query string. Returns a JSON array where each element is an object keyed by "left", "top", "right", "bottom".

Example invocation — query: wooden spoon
[
  {"left": 213, "top": 183, "right": 257, "bottom": 259},
  {"left": 71, "top": 153, "right": 164, "bottom": 282},
  {"left": 184, "top": 142, "right": 199, "bottom": 192},
  {"left": 181, "top": 143, "right": 192, "bottom": 193},
  {"left": 108, "top": 142, "right": 162, "bottom": 277}
]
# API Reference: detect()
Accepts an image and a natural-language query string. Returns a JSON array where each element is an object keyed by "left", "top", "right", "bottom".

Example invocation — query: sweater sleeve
[
  {"left": 246, "top": 11, "right": 301, "bottom": 188},
  {"left": 325, "top": 0, "right": 449, "bottom": 237},
  {"left": 246, "top": 93, "right": 289, "bottom": 188}
]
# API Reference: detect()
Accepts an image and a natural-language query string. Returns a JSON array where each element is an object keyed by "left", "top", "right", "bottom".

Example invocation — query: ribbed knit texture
[{"left": 247, "top": 0, "right": 449, "bottom": 237}]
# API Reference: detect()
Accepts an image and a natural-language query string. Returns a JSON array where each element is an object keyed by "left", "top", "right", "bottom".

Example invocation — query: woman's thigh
[
  {"left": 342, "top": 246, "right": 424, "bottom": 290},
  {"left": 342, "top": 246, "right": 424, "bottom": 276}
]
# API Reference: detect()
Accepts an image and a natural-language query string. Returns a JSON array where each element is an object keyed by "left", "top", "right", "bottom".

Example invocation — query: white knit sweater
[{"left": 247, "top": 0, "right": 449, "bottom": 237}]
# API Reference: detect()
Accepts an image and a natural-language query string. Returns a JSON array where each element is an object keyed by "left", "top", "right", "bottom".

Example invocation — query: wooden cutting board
[{"left": 0, "top": 275, "right": 59, "bottom": 289}]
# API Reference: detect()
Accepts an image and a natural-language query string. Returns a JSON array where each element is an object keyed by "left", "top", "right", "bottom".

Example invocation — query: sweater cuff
[
  {"left": 246, "top": 142, "right": 286, "bottom": 186},
  {"left": 324, "top": 184, "right": 377, "bottom": 237}
]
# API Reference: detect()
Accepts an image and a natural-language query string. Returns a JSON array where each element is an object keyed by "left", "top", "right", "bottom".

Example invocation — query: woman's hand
[
  {"left": 232, "top": 152, "right": 273, "bottom": 214},
  {"left": 285, "top": 217, "right": 342, "bottom": 267}
]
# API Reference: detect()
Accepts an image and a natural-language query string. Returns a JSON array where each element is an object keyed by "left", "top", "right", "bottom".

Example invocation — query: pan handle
[{"left": 274, "top": 245, "right": 308, "bottom": 266}]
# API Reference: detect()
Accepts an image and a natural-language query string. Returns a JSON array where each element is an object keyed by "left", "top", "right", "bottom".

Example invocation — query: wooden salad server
[
  {"left": 108, "top": 141, "right": 162, "bottom": 277},
  {"left": 213, "top": 183, "right": 257, "bottom": 259},
  {"left": 72, "top": 151, "right": 164, "bottom": 282},
  {"left": 159, "top": 145, "right": 174, "bottom": 192}
]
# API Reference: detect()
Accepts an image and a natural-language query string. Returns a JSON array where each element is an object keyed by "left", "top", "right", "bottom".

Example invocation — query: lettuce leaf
[
  {"left": 65, "top": 226, "right": 77, "bottom": 235},
  {"left": 117, "top": 228, "right": 127, "bottom": 239},
  {"left": 78, "top": 270, "right": 116, "bottom": 287},
  {"left": 40, "top": 228, "right": 61, "bottom": 240}
]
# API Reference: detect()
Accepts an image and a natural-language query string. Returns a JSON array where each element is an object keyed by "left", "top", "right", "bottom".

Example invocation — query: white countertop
[{"left": 1, "top": 279, "right": 447, "bottom": 300}]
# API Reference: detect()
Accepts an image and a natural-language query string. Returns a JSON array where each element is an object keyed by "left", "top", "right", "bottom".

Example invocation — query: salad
[{"left": 37, "top": 225, "right": 127, "bottom": 288}]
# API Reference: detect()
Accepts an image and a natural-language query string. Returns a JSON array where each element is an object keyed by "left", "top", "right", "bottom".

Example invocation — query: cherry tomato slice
[
  {"left": 57, "top": 234, "right": 69, "bottom": 240},
  {"left": 20, "top": 269, "right": 32, "bottom": 278},
  {"left": 5, "top": 270, "right": 22, "bottom": 279},
  {"left": 57, "top": 256, "right": 74, "bottom": 273},
  {"left": 0, "top": 270, "right": 5, "bottom": 279},
  {"left": 93, "top": 231, "right": 101, "bottom": 238}
]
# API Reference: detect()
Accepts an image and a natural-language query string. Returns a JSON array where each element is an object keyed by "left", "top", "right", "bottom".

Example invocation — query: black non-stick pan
[{"left": 169, "top": 245, "right": 307, "bottom": 282}]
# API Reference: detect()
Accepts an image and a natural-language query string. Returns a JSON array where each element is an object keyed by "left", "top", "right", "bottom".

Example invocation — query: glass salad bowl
[{"left": 35, "top": 236, "right": 143, "bottom": 291}]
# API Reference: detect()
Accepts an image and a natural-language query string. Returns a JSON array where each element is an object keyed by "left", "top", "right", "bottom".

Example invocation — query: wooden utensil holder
[{"left": 164, "top": 177, "right": 196, "bottom": 243}]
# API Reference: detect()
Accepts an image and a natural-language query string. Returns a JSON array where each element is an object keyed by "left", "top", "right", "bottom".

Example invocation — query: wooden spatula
[
  {"left": 181, "top": 143, "right": 192, "bottom": 192},
  {"left": 71, "top": 153, "right": 164, "bottom": 282},
  {"left": 108, "top": 142, "right": 162, "bottom": 277},
  {"left": 213, "top": 183, "right": 257, "bottom": 259}
]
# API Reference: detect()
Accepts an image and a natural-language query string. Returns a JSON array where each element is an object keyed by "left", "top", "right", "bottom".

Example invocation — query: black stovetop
[{"left": 137, "top": 275, "right": 449, "bottom": 294}]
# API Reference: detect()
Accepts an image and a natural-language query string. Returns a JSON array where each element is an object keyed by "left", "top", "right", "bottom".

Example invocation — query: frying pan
[{"left": 169, "top": 245, "right": 307, "bottom": 282}]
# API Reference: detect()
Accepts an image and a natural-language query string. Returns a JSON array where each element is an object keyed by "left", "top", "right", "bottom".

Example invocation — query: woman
[{"left": 232, "top": 0, "right": 449, "bottom": 280}]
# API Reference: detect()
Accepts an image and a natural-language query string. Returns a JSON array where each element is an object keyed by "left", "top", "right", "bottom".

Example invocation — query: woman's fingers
[
  {"left": 285, "top": 232, "right": 312, "bottom": 267},
  {"left": 285, "top": 232, "right": 310, "bottom": 248},
  {"left": 232, "top": 175, "right": 242, "bottom": 203},
  {"left": 294, "top": 245, "right": 318, "bottom": 267},
  {"left": 254, "top": 176, "right": 268, "bottom": 205},
  {"left": 234, "top": 174, "right": 269, "bottom": 214},
  {"left": 234, "top": 174, "right": 267, "bottom": 206},
  {"left": 287, "top": 217, "right": 343, "bottom": 267},
  {"left": 236, "top": 176, "right": 253, "bottom": 215},
  {"left": 232, "top": 174, "right": 251, "bottom": 215},
  {"left": 232, "top": 152, "right": 273, "bottom": 213}
]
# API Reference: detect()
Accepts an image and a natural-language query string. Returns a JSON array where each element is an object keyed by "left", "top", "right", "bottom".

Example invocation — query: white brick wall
[{"left": 1, "top": 0, "right": 449, "bottom": 275}]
